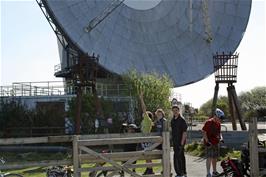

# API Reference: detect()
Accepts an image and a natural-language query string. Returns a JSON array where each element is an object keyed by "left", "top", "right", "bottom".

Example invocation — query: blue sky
[
  {"left": 1, "top": 0, "right": 266, "bottom": 108},
  {"left": 1, "top": 0, "right": 59, "bottom": 84}
]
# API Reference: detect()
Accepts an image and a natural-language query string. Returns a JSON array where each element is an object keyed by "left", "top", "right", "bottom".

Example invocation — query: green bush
[
  {"left": 185, "top": 141, "right": 241, "bottom": 161},
  {"left": 0, "top": 99, "right": 34, "bottom": 137},
  {"left": 0, "top": 99, "right": 66, "bottom": 137},
  {"left": 123, "top": 70, "right": 173, "bottom": 121},
  {"left": 185, "top": 142, "right": 205, "bottom": 157},
  {"left": 185, "top": 141, "right": 198, "bottom": 152}
]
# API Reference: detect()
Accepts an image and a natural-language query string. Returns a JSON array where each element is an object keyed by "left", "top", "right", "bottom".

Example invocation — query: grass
[{"left": 1, "top": 167, "right": 47, "bottom": 177}]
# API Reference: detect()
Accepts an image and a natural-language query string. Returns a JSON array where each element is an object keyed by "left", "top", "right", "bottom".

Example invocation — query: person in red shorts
[{"left": 202, "top": 108, "right": 225, "bottom": 177}]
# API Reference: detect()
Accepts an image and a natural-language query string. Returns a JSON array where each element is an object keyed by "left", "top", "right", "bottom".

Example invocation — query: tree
[
  {"left": 123, "top": 70, "right": 173, "bottom": 121},
  {"left": 239, "top": 86, "right": 266, "bottom": 118},
  {"left": 199, "top": 96, "right": 229, "bottom": 119},
  {"left": 198, "top": 86, "right": 266, "bottom": 120}
]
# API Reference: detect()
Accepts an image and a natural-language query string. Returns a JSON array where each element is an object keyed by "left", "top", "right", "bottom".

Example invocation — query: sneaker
[
  {"left": 212, "top": 171, "right": 220, "bottom": 176},
  {"left": 206, "top": 173, "right": 212, "bottom": 177}
]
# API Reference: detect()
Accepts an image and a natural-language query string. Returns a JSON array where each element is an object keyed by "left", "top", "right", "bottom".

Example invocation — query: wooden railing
[
  {"left": 0, "top": 135, "right": 72, "bottom": 170},
  {"left": 4, "top": 127, "right": 65, "bottom": 137},
  {"left": 249, "top": 117, "right": 266, "bottom": 177},
  {"left": 0, "top": 132, "right": 171, "bottom": 177}
]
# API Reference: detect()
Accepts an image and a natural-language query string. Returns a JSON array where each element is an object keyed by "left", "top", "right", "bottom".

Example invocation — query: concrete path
[{"left": 173, "top": 153, "right": 222, "bottom": 177}]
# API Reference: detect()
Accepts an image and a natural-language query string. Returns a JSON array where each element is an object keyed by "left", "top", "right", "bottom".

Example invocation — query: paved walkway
[{"left": 174, "top": 153, "right": 222, "bottom": 177}]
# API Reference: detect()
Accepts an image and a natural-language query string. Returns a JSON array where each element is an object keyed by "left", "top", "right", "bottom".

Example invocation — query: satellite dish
[{"left": 40, "top": 0, "right": 251, "bottom": 86}]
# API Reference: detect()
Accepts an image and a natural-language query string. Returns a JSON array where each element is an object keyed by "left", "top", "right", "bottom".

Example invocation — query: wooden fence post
[
  {"left": 73, "top": 135, "right": 81, "bottom": 177},
  {"left": 163, "top": 131, "right": 171, "bottom": 177},
  {"left": 249, "top": 117, "right": 259, "bottom": 177}
]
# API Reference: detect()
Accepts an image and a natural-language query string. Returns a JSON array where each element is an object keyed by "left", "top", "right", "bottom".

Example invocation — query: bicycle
[
  {"left": 46, "top": 165, "right": 73, "bottom": 177},
  {"left": 0, "top": 158, "right": 23, "bottom": 177},
  {"left": 217, "top": 157, "right": 249, "bottom": 177},
  {"left": 217, "top": 140, "right": 266, "bottom": 177}
]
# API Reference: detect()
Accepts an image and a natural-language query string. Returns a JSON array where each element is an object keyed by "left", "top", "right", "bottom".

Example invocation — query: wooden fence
[
  {"left": 0, "top": 135, "right": 72, "bottom": 170},
  {"left": 4, "top": 127, "right": 65, "bottom": 137},
  {"left": 73, "top": 132, "right": 170, "bottom": 177},
  {"left": 249, "top": 117, "right": 266, "bottom": 177},
  {"left": 0, "top": 132, "right": 171, "bottom": 177},
  {"left": 1, "top": 124, "right": 265, "bottom": 176}
]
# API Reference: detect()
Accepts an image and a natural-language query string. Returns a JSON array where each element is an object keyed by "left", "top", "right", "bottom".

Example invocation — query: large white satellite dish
[{"left": 39, "top": 0, "right": 252, "bottom": 86}]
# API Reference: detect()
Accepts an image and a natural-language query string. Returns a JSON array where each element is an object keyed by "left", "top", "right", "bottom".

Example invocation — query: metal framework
[
  {"left": 36, "top": 0, "right": 112, "bottom": 78},
  {"left": 0, "top": 81, "right": 131, "bottom": 98},
  {"left": 36, "top": 0, "right": 88, "bottom": 56},
  {"left": 85, "top": 0, "right": 125, "bottom": 32},
  {"left": 213, "top": 52, "right": 238, "bottom": 83},
  {"left": 212, "top": 52, "right": 246, "bottom": 130},
  {"left": 36, "top": 0, "right": 68, "bottom": 49},
  {"left": 36, "top": 0, "right": 83, "bottom": 77},
  {"left": 36, "top": 0, "right": 105, "bottom": 134}
]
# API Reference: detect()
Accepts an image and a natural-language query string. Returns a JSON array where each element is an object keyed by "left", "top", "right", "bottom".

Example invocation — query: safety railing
[{"left": 0, "top": 81, "right": 131, "bottom": 98}]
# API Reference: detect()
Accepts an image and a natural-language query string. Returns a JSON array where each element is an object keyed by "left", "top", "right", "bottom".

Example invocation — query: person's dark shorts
[{"left": 206, "top": 144, "right": 220, "bottom": 158}]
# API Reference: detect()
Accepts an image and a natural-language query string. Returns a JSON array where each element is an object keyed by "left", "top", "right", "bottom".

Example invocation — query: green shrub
[
  {"left": 185, "top": 142, "right": 205, "bottom": 157},
  {"left": 123, "top": 70, "right": 173, "bottom": 121},
  {"left": 185, "top": 141, "right": 241, "bottom": 161}
]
